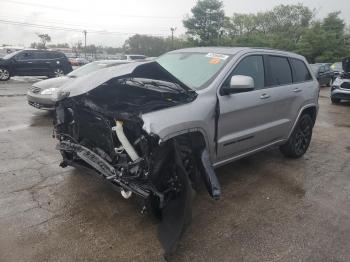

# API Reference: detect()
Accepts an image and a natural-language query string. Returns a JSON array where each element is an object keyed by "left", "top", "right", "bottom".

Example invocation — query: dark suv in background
[
  {"left": 310, "top": 63, "right": 334, "bottom": 86},
  {"left": 0, "top": 49, "right": 73, "bottom": 81}
]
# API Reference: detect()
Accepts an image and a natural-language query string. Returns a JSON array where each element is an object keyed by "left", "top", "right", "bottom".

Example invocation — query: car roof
[{"left": 168, "top": 46, "right": 305, "bottom": 59}]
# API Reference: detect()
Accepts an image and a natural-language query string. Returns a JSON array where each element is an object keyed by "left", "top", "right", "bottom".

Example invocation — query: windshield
[
  {"left": 156, "top": 52, "right": 230, "bottom": 90},
  {"left": 310, "top": 64, "right": 319, "bottom": 73},
  {"left": 2, "top": 50, "right": 22, "bottom": 60},
  {"left": 331, "top": 62, "right": 342, "bottom": 71},
  {"left": 68, "top": 61, "right": 116, "bottom": 77}
]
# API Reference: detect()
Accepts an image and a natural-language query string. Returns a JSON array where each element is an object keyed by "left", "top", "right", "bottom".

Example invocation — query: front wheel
[
  {"left": 0, "top": 68, "right": 10, "bottom": 81},
  {"left": 280, "top": 114, "right": 313, "bottom": 158},
  {"left": 53, "top": 68, "right": 64, "bottom": 78},
  {"left": 331, "top": 97, "right": 341, "bottom": 104}
]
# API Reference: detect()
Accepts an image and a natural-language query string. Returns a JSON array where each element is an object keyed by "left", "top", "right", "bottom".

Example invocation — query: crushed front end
[{"left": 53, "top": 75, "right": 204, "bottom": 258}]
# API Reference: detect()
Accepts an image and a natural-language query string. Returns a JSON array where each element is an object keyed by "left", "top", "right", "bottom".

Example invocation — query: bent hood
[
  {"left": 33, "top": 76, "right": 71, "bottom": 90},
  {"left": 59, "top": 61, "right": 192, "bottom": 97}
]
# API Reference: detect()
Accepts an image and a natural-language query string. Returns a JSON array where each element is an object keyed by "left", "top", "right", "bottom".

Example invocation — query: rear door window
[
  {"left": 33, "top": 51, "right": 49, "bottom": 60},
  {"left": 290, "top": 59, "right": 312, "bottom": 82},
  {"left": 268, "top": 56, "right": 293, "bottom": 86}
]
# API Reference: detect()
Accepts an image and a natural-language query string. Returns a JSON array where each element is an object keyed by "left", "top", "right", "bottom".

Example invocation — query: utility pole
[
  {"left": 170, "top": 27, "right": 177, "bottom": 49},
  {"left": 83, "top": 30, "right": 87, "bottom": 58}
]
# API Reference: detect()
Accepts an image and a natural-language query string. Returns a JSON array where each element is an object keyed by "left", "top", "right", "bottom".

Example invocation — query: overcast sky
[{"left": 1, "top": 0, "right": 349, "bottom": 47}]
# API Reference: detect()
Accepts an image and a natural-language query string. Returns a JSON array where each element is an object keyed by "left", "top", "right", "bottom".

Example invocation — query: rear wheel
[
  {"left": 280, "top": 114, "right": 313, "bottom": 158},
  {"left": 327, "top": 78, "right": 333, "bottom": 87},
  {"left": 331, "top": 97, "right": 341, "bottom": 104},
  {"left": 0, "top": 68, "right": 10, "bottom": 81}
]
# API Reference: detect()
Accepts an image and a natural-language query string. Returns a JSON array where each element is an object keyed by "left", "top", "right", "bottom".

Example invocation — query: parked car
[
  {"left": 69, "top": 57, "right": 89, "bottom": 66},
  {"left": 0, "top": 49, "right": 72, "bottom": 81},
  {"left": 331, "top": 57, "right": 350, "bottom": 104},
  {"left": 310, "top": 63, "right": 334, "bottom": 86},
  {"left": 27, "top": 60, "right": 131, "bottom": 110},
  {"left": 330, "top": 62, "right": 344, "bottom": 77},
  {"left": 53, "top": 47, "right": 319, "bottom": 259}
]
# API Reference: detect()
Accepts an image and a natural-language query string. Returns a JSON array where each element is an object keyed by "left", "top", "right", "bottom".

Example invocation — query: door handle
[
  {"left": 293, "top": 88, "right": 302, "bottom": 93},
  {"left": 27, "top": 61, "right": 33, "bottom": 64},
  {"left": 45, "top": 61, "right": 51, "bottom": 64},
  {"left": 260, "top": 93, "right": 270, "bottom": 99}
]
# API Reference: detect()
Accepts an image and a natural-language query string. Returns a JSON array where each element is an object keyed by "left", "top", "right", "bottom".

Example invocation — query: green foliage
[
  {"left": 181, "top": 1, "right": 349, "bottom": 63},
  {"left": 296, "top": 12, "right": 349, "bottom": 62},
  {"left": 123, "top": 34, "right": 190, "bottom": 56},
  {"left": 183, "top": 0, "right": 225, "bottom": 45}
]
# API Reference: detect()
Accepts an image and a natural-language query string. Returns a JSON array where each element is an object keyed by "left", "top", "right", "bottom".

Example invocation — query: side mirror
[{"left": 222, "top": 75, "right": 255, "bottom": 95}]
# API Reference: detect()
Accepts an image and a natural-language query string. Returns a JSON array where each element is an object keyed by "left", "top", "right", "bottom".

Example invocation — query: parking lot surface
[{"left": 0, "top": 78, "right": 349, "bottom": 262}]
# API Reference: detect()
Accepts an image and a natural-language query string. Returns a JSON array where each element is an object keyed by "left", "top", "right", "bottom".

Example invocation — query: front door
[
  {"left": 14, "top": 51, "right": 35, "bottom": 76},
  {"left": 216, "top": 54, "right": 296, "bottom": 163}
]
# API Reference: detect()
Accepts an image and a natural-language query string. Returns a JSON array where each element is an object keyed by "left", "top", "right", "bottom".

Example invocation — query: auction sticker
[{"left": 206, "top": 53, "right": 229, "bottom": 60}]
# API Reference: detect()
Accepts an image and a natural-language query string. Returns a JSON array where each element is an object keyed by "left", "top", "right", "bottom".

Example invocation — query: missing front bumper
[{"left": 57, "top": 140, "right": 160, "bottom": 200}]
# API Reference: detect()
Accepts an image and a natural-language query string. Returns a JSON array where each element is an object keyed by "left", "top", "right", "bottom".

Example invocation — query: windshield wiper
[{"left": 146, "top": 80, "right": 184, "bottom": 94}]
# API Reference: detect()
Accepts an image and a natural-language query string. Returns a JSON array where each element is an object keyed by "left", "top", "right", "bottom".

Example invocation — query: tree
[
  {"left": 72, "top": 41, "right": 82, "bottom": 57},
  {"left": 123, "top": 34, "right": 168, "bottom": 56},
  {"left": 36, "top": 33, "right": 51, "bottom": 49},
  {"left": 296, "top": 12, "right": 349, "bottom": 62},
  {"left": 47, "top": 43, "right": 69, "bottom": 48},
  {"left": 222, "top": 4, "right": 313, "bottom": 50},
  {"left": 183, "top": 0, "right": 225, "bottom": 45}
]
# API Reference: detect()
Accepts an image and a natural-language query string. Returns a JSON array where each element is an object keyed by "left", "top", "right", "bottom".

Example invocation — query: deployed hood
[
  {"left": 59, "top": 61, "right": 192, "bottom": 97},
  {"left": 33, "top": 76, "right": 71, "bottom": 90},
  {"left": 342, "top": 57, "right": 350, "bottom": 73}
]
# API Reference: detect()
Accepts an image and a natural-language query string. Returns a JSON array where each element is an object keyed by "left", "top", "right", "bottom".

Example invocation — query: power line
[
  {"left": 0, "top": 14, "right": 171, "bottom": 32},
  {"left": 2, "top": 0, "right": 182, "bottom": 20},
  {"left": 0, "top": 19, "right": 169, "bottom": 36}
]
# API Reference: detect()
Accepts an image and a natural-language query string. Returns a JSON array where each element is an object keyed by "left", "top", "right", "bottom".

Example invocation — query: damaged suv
[{"left": 53, "top": 47, "right": 319, "bottom": 259}]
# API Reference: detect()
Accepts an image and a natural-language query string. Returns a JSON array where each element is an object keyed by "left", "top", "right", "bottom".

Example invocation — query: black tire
[
  {"left": 331, "top": 97, "right": 341, "bottom": 104},
  {"left": 0, "top": 67, "right": 10, "bottom": 81},
  {"left": 52, "top": 68, "right": 64, "bottom": 78},
  {"left": 280, "top": 114, "right": 313, "bottom": 158}
]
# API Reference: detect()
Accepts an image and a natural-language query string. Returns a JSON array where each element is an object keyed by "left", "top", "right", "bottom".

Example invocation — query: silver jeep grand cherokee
[{"left": 53, "top": 47, "right": 319, "bottom": 258}]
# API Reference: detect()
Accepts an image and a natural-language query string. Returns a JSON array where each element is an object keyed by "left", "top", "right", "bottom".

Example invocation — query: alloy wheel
[
  {"left": 0, "top": 68, "right": 10, "bottom": 80},
  {"left": 54, "top": 68, "right": 64, "bottom": 77},
  {"left": 294, "top": 117, "right": 312, "bottom": 156}
]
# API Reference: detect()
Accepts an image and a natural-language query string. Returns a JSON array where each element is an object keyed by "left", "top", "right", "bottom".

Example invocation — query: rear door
[
  {"left": 317, "top": 65, "right": 328, "bottom": 85},
  {"left": 289, "top": 58, "right": 314, "bottom": 125},
  {"left": 31, "top": 51, "right": 51, "bottom": 75},
  {"left": 263, "top": 55, "right": 304, "bottom": 138}
]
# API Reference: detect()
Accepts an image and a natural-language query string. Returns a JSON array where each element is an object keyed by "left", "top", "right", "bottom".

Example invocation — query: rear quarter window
[
  {"left": 290, "top": 59, "right": 312, "bottom": 82},
  {"left": 268, "top": 56, "right": 293, "bottom": 86}
]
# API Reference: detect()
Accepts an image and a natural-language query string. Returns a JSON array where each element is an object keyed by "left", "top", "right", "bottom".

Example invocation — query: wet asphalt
[{"left": 0, "top": 78, "right": 349, "bottom": 262}]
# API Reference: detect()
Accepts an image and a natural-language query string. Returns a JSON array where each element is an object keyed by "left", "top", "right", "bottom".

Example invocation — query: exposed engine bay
[{"left": 54, "top": 65, "right": 221, "bottom": 259}]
